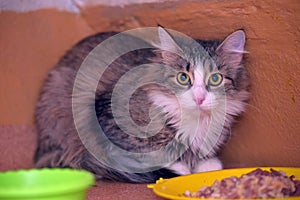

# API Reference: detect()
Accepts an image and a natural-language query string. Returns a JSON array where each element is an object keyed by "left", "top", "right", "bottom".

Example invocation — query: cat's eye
[
  {"left": 208, "top": 73, "right": 223, "bottom": 87},
  {"left": 177, "top": 72, "right": 190, "bottom": 85}
]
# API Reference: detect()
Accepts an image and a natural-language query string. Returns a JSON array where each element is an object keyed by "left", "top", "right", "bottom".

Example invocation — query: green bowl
[{"left": 0, "top": 168, "right": 95, "bottom": 200}]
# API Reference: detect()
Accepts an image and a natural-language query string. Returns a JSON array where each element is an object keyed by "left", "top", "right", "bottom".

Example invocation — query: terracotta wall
[{"left": 0, "top": 0, "right": 299, "bottom": 169}]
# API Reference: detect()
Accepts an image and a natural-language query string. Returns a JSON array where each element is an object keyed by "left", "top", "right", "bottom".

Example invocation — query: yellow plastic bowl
[
  {"left": 0, "top": 168, "right": 95, "bottom": 200},
  {"left": 148, "top": 167, "right": 300, "bottom": 200}
]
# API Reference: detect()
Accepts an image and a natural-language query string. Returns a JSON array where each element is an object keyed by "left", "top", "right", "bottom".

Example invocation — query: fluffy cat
[{"left": 34, "top": 27, "right": 250, "bottom": 183}]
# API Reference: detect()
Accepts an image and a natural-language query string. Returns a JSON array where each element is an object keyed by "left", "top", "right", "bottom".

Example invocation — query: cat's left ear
[
  {"left": 153, "top": 26, "right": 183, "bottom": 54},
  {"left": 216, "top": 30, "right": 247, "bottom": 66}
]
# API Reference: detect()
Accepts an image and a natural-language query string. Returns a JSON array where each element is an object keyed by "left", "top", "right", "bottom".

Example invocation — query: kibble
[{"left": 184, "top": 168, "right": 300, "bottom": 199}]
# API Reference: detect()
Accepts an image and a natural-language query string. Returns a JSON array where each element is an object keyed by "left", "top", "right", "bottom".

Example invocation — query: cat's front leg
[
  {"left": 192, "top": 157, "right": 223, "bottom": 173},
  {"left": 166, "top": 161, "right": 191, "bottom": 175}
]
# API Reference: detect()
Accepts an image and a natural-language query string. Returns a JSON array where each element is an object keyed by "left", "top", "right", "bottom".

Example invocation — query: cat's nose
[
  {"left": 192, "top": 87, "right": 206, "bottom": 105},
  {"left": 194, "top": 96, "right": 205, "bottom": 105}
]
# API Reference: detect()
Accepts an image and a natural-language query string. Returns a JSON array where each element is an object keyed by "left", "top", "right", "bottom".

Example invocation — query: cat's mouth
[
  {"left": 177, "top": 93, "right": 215, "bottom": 113},
  {"left": 195, "top": 103, "right": 212, "bottom": 112},
  {"left": 192, "top": 97, "right": 215, "bottom": 111}
]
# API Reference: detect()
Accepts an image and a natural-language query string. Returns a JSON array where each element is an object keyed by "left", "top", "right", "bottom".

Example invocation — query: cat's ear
[
  {"left": 153, "top": 26, "right": 182, "bottom": 53},
  {"left": 216, "top": 30, "right": 247, "bottom": 66}
]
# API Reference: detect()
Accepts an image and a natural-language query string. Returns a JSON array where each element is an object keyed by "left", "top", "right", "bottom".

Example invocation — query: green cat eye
[
  {"left": 177, "top": 72, "right": 190, "bottom": 85},
  {"left": 208, "top": 73, "right": 223, "bottom": 87}
]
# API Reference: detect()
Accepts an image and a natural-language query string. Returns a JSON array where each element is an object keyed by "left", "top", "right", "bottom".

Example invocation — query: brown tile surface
[{"left": 88, "top": 181, "right": 164, "bottom": 200}]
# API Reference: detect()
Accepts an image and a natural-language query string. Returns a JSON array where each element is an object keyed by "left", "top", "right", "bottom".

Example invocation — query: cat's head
[{"left": 149, "top": 27, "right": 250, "bottom": 130}]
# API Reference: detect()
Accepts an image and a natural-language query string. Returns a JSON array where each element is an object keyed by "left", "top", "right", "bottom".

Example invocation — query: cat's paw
[
  {"left": 192, "top": 157, "right": 223, "bottom": 173},
  {"left": 167, "top": 162, "right": 191, "bottom": 175}
]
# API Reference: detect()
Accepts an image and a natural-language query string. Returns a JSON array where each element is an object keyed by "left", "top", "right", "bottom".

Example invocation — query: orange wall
[{"left": 1, "top": 0, "right": 299, "bottom": 167}]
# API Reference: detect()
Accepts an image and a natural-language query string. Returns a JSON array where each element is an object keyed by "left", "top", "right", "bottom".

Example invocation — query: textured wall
[{"left": 0, "top": 0, "right": 299, "bottom": 168}]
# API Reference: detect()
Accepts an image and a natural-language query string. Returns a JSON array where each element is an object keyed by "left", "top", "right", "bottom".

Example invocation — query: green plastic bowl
[{"left": 0, "top": 168, "right": 95, "bottom": 200}]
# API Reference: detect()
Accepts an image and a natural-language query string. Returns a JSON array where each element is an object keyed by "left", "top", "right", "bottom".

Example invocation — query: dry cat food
[{"left": 184, "top": 168, "right": 300, "bottom": 199}]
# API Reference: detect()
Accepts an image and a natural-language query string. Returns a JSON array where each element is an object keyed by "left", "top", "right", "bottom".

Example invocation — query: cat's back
[
  {"left": 35, "top": 32, "right": 117, "bottom": 119},
  {"left": 34, "top": 32, "right": 119, "bottom": 163},
  {"left": 34, "top": 31, "right": 157, "bottom": 166}
]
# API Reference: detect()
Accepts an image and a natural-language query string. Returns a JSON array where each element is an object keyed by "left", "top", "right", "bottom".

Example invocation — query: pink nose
[
  {"left": 192, "top": 82, "right": 206, "bottom": 106},
  {"left": 194, "top": 96, "right": 205, "bottom": 105}
]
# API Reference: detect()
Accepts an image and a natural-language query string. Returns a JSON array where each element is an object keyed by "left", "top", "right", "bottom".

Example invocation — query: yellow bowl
[{"left": 148, "top": 167, "right": 300, "bottom": 200}]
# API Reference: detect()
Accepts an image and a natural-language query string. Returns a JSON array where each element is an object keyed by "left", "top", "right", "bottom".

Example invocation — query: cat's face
[
  {"left": 149, "top": 28, "right": 249, "bottom": 132},
  {"left": 173, "top": 59, "right": 226, "bottom": 112}
]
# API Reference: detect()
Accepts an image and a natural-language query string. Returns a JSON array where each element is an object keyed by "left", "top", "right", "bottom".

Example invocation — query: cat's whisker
[
  {"left": 245, "top": 102, "right": 261, "bottom": 112},
  {"left": 227, "top": 126, "right": 233, "bottom": 140},
  {"left": 227, "top": 49, "right": 249, "bottom": 54}
]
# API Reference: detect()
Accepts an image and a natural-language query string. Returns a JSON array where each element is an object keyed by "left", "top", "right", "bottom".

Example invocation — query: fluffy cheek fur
[
  {"left": 149, "top": 87, "right": 224, "bottom": 128},
  {"left": 149, "top": 84, "right": 248, "bottom": 158},
  {"left": 149, "top": 87, "right": 219, "bottom": 122},
  {"left": 148, "top": 88, "right": 223, "bottom": 152},
  {"left": 225, "top": 92, "right": 249, "bottom": 117}
]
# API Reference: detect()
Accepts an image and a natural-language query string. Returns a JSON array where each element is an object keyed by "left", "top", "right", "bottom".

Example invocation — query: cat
[{"left": 34, "top": 27, "right": 250, "bottom": 183}]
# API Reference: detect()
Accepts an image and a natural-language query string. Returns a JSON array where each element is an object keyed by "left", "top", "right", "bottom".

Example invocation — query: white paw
[
  {"left": 167, "top": 162, "right": 191, "bottom": 175},
  {"left": 192, "top": 157, "right": 223, "bottom": 173}
]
